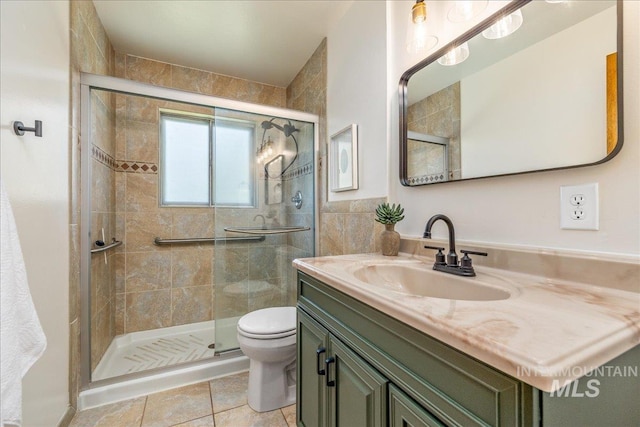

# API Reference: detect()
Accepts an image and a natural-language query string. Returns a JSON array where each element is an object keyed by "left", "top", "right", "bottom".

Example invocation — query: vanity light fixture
[
  {"left": 256, "top": 135, "right": 274, "bottom": 164},
  {"left": 482, "top": 9, "right": 523, "bottom": 39},
  {"left": 406, "top": 0, "right": 438, "bottom": 54},
  {"left": 437, "top": 42, "right": 470, "bottom": 66},
  {"left": 447, "top": 0, "right": 488, "bottom": 23}
]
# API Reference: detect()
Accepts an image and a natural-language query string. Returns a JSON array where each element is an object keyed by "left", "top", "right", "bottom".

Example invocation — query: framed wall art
[{"left": 329, "top": 124, "right": 358, "bottom": 192}]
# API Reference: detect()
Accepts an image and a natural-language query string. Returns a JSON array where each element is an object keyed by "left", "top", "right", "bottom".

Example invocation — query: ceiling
[{"left": 93, "top": 0, "right": 353, "bottom": 88}]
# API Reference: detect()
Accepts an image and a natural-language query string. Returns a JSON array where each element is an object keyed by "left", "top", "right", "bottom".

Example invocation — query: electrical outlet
[
  {"left": 560, "top": 183, "right": 599, "bottom": 230},
  {"left": 570, "top": 194, "right": 585, "bottom": 206},
  {"left": 570, "top": 208, "right": 585, "bottom": 220}
]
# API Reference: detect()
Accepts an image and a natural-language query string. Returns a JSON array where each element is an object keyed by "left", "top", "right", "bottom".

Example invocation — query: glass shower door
[
  {"left": 213, "top": 107, "right": 315, "bottom": 354},
  {"left": 84, "top": 86, "right": 223, "bottom": 382}
]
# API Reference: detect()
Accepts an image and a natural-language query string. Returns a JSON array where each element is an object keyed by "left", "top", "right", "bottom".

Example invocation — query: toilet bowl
[{"left": 237, "top": 306, "right": 297, "bottom": 412}]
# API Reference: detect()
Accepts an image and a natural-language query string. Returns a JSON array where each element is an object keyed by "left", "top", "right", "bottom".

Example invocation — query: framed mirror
[{"left": 399, "top": 0, "right": 623, "bottom": 186}]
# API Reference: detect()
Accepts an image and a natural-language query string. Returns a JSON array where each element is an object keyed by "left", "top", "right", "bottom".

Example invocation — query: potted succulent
[{"left": 375, "top": 203, "right": 405, "bottom": 256}]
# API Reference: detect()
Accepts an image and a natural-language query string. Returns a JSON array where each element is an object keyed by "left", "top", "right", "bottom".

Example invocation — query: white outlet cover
[{"left": 560, "top": 183, "right": 599, "bottom": 230}]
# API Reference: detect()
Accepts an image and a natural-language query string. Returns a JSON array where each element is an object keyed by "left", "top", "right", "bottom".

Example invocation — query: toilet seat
[{"left": 237, "top": 307, "right": 296, "bottom": 340}]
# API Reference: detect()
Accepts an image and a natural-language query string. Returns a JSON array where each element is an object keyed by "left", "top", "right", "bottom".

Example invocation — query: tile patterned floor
[{"left": 69, "top": 372, "right": 296, "bottom": 427}]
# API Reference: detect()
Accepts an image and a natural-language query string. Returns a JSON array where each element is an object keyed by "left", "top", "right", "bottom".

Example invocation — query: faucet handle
[
  {"left": 424, "top": 245, "right": 446, "bottom": 265},
  {"left": 460, "top": 249, "right": 487, "bottom": 271},
  {"left": 460, "top": 249, "right": 488, "bottom": 257}
]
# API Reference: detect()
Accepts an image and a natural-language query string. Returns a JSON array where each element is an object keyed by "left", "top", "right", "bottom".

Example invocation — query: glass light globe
[
  {"left": 437, "top": 42, "right": 470, "bottom": 66},
  {"left": 482, "top": 10, "right": 523, "bottom": 40}
]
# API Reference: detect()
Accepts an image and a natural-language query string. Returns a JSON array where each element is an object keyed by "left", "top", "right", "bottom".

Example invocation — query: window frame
[{"left": 159, "top": 109, "right": 256, "bottom": 208}]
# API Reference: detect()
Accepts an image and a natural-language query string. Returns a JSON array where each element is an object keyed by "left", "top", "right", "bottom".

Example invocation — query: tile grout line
[
  {"left": 167, "top": 414, "right": 213, "bottom": 427},
  {"left": 208, "top": 378, "right": 216, "bottom": 426},
  {"left": 139, "top": 395, "right": 149, "bottom": 427}
]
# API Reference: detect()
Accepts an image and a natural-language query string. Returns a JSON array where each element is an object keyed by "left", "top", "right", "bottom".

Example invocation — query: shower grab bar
[
  {"left": 224, "top": 226, "right": 310, "bottom": 235},
  {"left": 153, "top": 235, "right": 265, "bottom": 245},
  {"left": 90, "top": 239, "right": 123, "bottom": 253}
]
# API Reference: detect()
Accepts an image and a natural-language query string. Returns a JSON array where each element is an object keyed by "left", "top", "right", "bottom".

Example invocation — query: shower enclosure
[{"left": 79, "top": 73, "right": 317, "bottom": 405}]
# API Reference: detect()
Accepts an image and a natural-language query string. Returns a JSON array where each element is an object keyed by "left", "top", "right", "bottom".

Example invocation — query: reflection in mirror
[
  {"left": 400, "top": 0, "right": 622, "bottom": 186},
  {"left": 407, "top": 132, "right": 449, "bottom": 184},
  {"left": 265, "top": 154, "right": 283, "bottom": 205}
]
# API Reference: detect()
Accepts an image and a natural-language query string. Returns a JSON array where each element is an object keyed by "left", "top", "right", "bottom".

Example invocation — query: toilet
[{"left": 237, "top": 306, "right": 297, "bottom": 412}]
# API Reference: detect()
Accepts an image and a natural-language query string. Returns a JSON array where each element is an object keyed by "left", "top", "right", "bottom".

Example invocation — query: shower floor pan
[
  {"left": 80, "top": 318, "right": 248, "bottom": 410},
  {"left": 93, "top": 320, "right": 219, "bottom": 380}
]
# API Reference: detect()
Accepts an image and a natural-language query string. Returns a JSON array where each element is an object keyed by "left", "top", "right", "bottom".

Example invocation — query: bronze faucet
[{"left": 423, "top": 214, "right": 487, "bottom": 277}]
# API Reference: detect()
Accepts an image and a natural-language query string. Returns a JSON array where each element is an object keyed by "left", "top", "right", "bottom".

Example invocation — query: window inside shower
[
  {"left": 81, "top": 77, "right": 316, "bottom": 386},
  {"left": 160, "top": 112, "right": 256, "bottom": 207}
]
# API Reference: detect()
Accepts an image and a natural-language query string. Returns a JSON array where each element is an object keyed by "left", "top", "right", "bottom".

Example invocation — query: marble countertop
[{"left": 293, "top": 253, "right": 640, "bottom": 392}]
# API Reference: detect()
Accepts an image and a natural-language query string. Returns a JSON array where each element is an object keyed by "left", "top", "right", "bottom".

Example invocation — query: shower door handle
[
  {"left": 325, "top": 356, "right": 335, "bottom": 387},
  {"left": 316, "top": 347, "right": 326, "bottom": 375}
]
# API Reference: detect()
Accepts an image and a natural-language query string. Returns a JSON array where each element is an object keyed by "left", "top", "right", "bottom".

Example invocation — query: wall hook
[{"left": 13, "top": 120, "right": 42, "bottom": 137}]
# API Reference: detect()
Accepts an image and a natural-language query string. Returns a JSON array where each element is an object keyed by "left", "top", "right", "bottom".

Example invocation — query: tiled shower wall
[
  {"left": 267, "top": 121, "right": 316, "bottom": 303},
  {"left": 70, "top": 0, "right": 117, "bottom": 407},
  {"left": 111, "top": 93, "right": 216, "bottom": 335},
  {"left": 407, "top": 82, "right": 462, "bottom": 181},
  {"left": 286, "top": 39, "right": 386, "bottom": 256},
  {"left": 89, "top": 92, "right": 118, "bottom": 372}
]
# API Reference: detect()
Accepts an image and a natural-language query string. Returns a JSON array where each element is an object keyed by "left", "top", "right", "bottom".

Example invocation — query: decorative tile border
[
  {"left": 116, "top": 161, "right": 158, "bottom": 174},
  {"left": 407, "top": 173, "right": 447, "bottom": 185},
  {"left": 92, "top": 144, "right": 158, "bottom": 174},
  {"left": 95, "top": 144, "right": 314, "bottom": 178},
  {"left": 91, "top": 144, "right": 117, "bottom": 170},
  {"left": 282, "top": 162, "right": 313, "bottom": 181}
]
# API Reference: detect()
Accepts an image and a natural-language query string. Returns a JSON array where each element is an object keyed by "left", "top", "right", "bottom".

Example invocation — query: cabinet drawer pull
[
  {"left": 316, "top": 347, "right": 326, "bottom": 375},
  {"left": 325, "top": 356, "right": 336, "bottom": 387}
]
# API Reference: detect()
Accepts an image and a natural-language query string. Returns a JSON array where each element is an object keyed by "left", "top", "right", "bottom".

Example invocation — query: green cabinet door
[
  {"left": 327, "top": 335, "right": 388, "bottom": 427},
  {"left": 389, "top": 384, "right": 445, "bottom": 427},
  {"left": 297, "top": 310, "right": 329, "bottom": 427}
]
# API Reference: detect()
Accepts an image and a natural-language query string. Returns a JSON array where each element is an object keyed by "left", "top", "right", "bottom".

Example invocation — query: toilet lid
[{"left": 237, "top": 306, "right": 296, "bottom": 337}]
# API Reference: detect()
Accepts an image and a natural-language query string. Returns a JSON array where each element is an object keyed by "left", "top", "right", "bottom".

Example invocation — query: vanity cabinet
[
  {"left": 389, "top": 385, "right": 445, "bottom": 427},
  {"left": 296, "top": 270, "right": 640, "bottom": 427},
  {"left": 298, "top": 309, "right": 387, "bottom": 427},
  {"left": 297, "top": 271, "right": 534, "bottom": 427}
]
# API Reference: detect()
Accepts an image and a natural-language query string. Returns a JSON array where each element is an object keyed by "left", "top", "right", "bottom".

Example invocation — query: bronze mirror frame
[{"left": 399, "top": 0, "right": 624, "bottom": 186}]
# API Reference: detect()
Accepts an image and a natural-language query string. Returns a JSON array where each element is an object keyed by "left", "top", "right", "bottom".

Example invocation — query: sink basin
[{"left": 352, "top": 264, "right": 510, "bottom": 301}]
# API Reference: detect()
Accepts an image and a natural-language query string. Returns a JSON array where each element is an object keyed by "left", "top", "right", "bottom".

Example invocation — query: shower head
[
  {"left": 283, "top": 124, "right": 298, "bottom": 137},
  {"left": 261, "top": 119, "right": 298, "bottom": 136},
  {"left": 262, "top": 120, "right": 285, "bottom": 133},
  {"left": 259, "top": 117, "right": 300, "bottom": 179}
]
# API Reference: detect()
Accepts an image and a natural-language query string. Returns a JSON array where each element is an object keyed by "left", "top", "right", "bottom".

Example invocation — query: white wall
[
  {"left": 461, "top": 7, "right": 615, "bottom": 178},
  {"left": 0, "top": 1, "right": 71, "bottom": 425},
  {"left": 327, "top": 1, "right": 388, "bottom": 202},
  {"left": 388, "top": 0, "right": 639, "bottom": 256}
]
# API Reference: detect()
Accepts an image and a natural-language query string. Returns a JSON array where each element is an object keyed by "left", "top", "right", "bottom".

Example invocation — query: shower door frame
[{"left": 79, "top": 72, "right": 319, "bottom": 390}]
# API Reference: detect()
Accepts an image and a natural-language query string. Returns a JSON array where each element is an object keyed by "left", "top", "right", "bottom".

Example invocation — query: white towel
[{"left": 0, "top": 179, "right": 46, "bottom": 427}]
